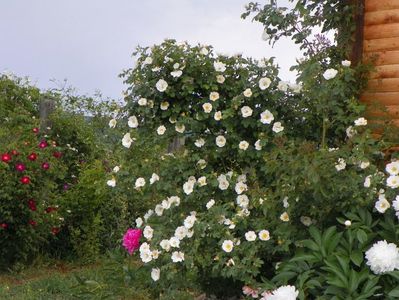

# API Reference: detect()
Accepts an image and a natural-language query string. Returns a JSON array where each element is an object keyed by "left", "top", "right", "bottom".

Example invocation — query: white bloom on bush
[
  {"left": 155, "top": 204, "right": 164, "bottom": 216},
  {"left": 171, "top": 251, "right": 185, "bottom": 263},
  {"left": 209, "top": 92, "right": 220, "bottom": 101},
  {"left": 151, "top": 249, "right": 160, "bottom": 260},
  {"left": 200, "top": 47, "right": 209, "bottom": 55},
  {"left": 206, "top": 199, "right": 215, "bottom": 210},
  {"left": 140, "top": 242, "right": 150, "bottom": 253},
  {"left": 160, "top": 239, "right": 171, "bottom": 252},
  {"left": 140, "top": 250, "right": 153, "bottom": 263},
  {"left": 214, "top": 61, "right": 226, "bottom": 72},
  {"left": 344, "top": 220, "right": 352, "bottom": 227},
  {"left": 202, "top": 102, "right": 213, "bottom": 113},
  {"left": 128, "top": 116, "right": 138, "bottom": 128},
  {"left": 138, "top": 97, "right": 147, "bottom": 106},
  {"left": 136, "top": 217, "right": 143, "bottom": 227},
  {"left": 255, "top": 139, "right": 262, "bottom": 151},
  {"left": 235, "top": 181, "right": 248, "bottom": 194},
  {"left": 175, "top": 124, "right": 185, "bottom": 133},
  {"left": 183, "top": 181, "right": 195, "bottom": 195},
  {"left": 151, "top": 66, "right": 161, "bottom": 72},
  {"left": 122, "top": 133, "right": 134, "bottom": 148},
  {"left": 161, "top": 199, "right": 171, "bottom": 210},
  {"left": 217, "top": 174, "right": 230, "bottom": 190},
  {"left": 245, "top": 231, "right": 257, "bottom": 242},
  {"left": 214, "top": 111, "right": 222, "bottom": 121},
  {"left": 198, "top": 176, "right": 207, "bottom": 186},
  {"left": 241, "top": 106, "right": 253, "bottom": 118},
  {"left": 280, "top": 212, "right": 290, "bottom": 222},
  {"left": 160, "top": 101, "right": 169, "bottom": 110},
  {"left": 156, "top": 79, "right": 168, "bottom": 92},
  {"left": 175, "top": 226, "right": 188, "bottom": 240},
  {"left": 237, "top": 174, "right": 247, "bottom": 182},
  {"left": 335, "top": 158, "right": 346, "bottom": 171},
  {"left": 259, "top": 77, "right": 271, "bottom": 90},
  {"left": 289, "top": 82, "right": 303, "bottom": 93},
  {"left": 264, "top": 285, "right": 299, "bottom": 300},
  {"left": 359, "top": 161, "right": 370, "bottom": 169},
  {"left": 169, "top": 236, "right": 180, "bottom": 248},
  {"left": 143, "top": 226, "right": 154, "bottom": 240},
  {"left": 342, "top": 60, "right": 351, "bottom": 67},
  {"left": 354, "top": 117, "right": 367, "bottom": 126},
  {"left": 259, "top": 230, "right": 270, "bottom": 241},
  {"left": 375, "top": 195, "right": 390, "bottom": 213},
  {"left": 260, "top": 110, "right": 274, "bottom": 124},
  {"left": 184, "top": 215, "right": 197, "bottom": 229},
  {"left": 216, "top": 75, "right": 225, "bottom": 83},
  {"left": 323, "top": 68, "right": 338, "bottom": 80},
  {"left": 387, "top": 175, "right": 399, "bottom": 188},
  {"left": 135, "top": 177, "right": 146, "bottom": 189},
  {"left": 109, "top": 118, "right": 117, "bottom": 128},
  {"left": 239, "top": 141, "right": 250, "bottom": 151},
  {"left": 386, "top": 161, "right": 399, "bottom": 175},
  {"left": 171, "top": 70, "right": 183, "bottom": 78},
  {"left": 197, "top": 159, "right": 207, "bottom": 169},
  {"left": 272, "top": 122, "right": 284, "bottom": 133},
  {"left": 216, "top": 135, "right": 226, "bottom": 147},
  {"left": 151, "top": 268, "right": 160, "bottom": 282},
  {"left": 236, "top": 194, "right": 249, "bottom": 208},
  {"left": 107, "top": 178, "right": 116, "bottom": 187},
  {"left": 300, "top": 216, "right": 312, "bottom": 227},
  {"left": 243, "top": 88, "right": 253, "bottom": 97},
  {"left": 277, "top": 81, "right": 289, "bottom": 92},
  {"left": 195, "top": 138, "right": 206, "bottom": 148},
  {"left": 188, "top": 176, "right": 197, "bottom": 183},
  {"left": 143, "top": 57, "right": 153, "bottom": 65},
  {"left": 168, "top": 196, "right": 181, "bottom": 207},
  {"left": 144, "top": 209, "right": 153, "bottom": 221},
  {"left": 222, "top": 240, "right": 234, "bottom": 253},
  {"left": 157, "top": 125, "right": 166, "bottom": 135},
  {"left": 346, "top": 125, "right": 357, "bottom": 138},
  {"left": 150, "top": 173, "right": 160, "bottom": 184},
  {"left": 393, "top": 196, "right": 399, "bottom": 211},
  {"left": 365, "top": 240, "right": 399, "bottom": 274},
  {"left": 261, "top": 28, "right": 270, "bottom": 41}
]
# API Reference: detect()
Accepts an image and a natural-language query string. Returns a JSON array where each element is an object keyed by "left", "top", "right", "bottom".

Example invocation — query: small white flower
[
  {"left": 289, "top": 82, "right": 303, "bottom": 93},
  {"left": 143, "top": 226, "right": 153, "bottom": 240},
  {"left": 364, "top": 175, "right": 371, "bottom": 187},
  {"left": 151, "top": 268, "right": 160, "bottom": 281},
  {"left": 195, "top": 138, "right": 206, "bottom": 148},
  {"left": 277, "top": 81, "right": 289, "bottom": 92},
  {"left": 346, "top": 126, "right": 357, "bottom": 138},
  {"left": 140, "top": 250, "right": 153, "bottom": 263},
  {"left": 171, "top": 251, "right": 185, "bottom": 263},
  {"left": 259, "top": 77, "right": 271, "bottom": 90},
  {"left": 155, "top": 204, "right": 164, "bottom": 216},
  {"left": 342, "top": 60, "right": 351, "bottom": 67},
  {"left": 387, "top": 175, "right": 399, "bottom": 188},
  {"left": 150, "top": 173, "right": 160, "bottom": 184},
  {"left": 255, "top": 139, "right": 262, "bottom": 151},
  {"left": 128, "top": 116, "right": 138, "bottom": 128},
  {"left": 241, "top": 106, "right": 253, "bottom": 118},
  {"left": 393, "top": 196, "right": 399, "bottom": 211},
  {"left": 245, "top": 231, "right": 257, "bottom": 242},
  {"left": 175, "top": 124, "right": 185, "bottom": 133},
  {"left": 169, "top": 236, "right": 180, "bottom": 248},
  {"left": 214, "top": 61, "right": 226, "bottom": 72},
  {"left": 173, "top": 63, "right": 180, "bottom": 69},
  {"left": 184, "top": 215, "right": 197, "bottom": 229},
  {"left": 216, "top": 135, "right": 226, "bottom": 147},
  {"left": 375, "top": 195, "right": 390, "bottom": 213},
  {"left": 136, "top": 217, "right": 143, "bottom": 227},
  {"left": 135, "top": 177, "right": 146, "bottom": 189},
  {"left": 323, "top": 68, "right": 338, "bottom": 80},
  {"left": 300, "top": 216, "right": 312, "bottom": 226},
  {"left": 386, "top": 161, "right": 399, "bottom": 175},
  {"left": 202, "top": 102, "right": 213, "bottom": 113},
  {"left": 183, "top": 181, "right": 195, "bottom": 195},
  {"left": 359, "top": 161, "right": 370, "bottom": 169},
  {"left": 258, "top": 230, "right": 270, "bottom": 241},
  {"left": 243, "top": 88, "right": 253, "bottom": 97},
  {"left": 200, "top": 47, "right": 209, "bottom": 55},
  {"left": 138, "top": 98, "right": 147, "bottom": 106},
  {"left": 160, "top": 101, "right": 170, "bottom": 110},
  {"left": 161, "top": 199, "right": 171, "bottom": 210},
  {"left": 109, "top": 119, "right": 117, "bottom": 128},
  {"left": 214, "top": 111, "right": 222, "bottom": 121},
  {"left": 209, "top": 92, "right": 220, "bottom": 101},
  {"left": 280, "top": 212, "right": 290, "bottom": 222},
  {"left": 156, "top": 79, "right": 168, "bottom": 92},
  {"left": 169, "top": 116, "right": 176, "bottom": 124},
  {"left": 354, "top": 117, "right": 367, "bottom": 126},
  {"left": 260, "top": 110, "right": 274, "bottom": 124},
  {"left": 175, "top": 226, "right": 188, "bottom": 240},
  {"left": 272, "top": 122, "right": 284, "bottom": 133},
  {"left": 122, "top": 133, "right": 134, "bottom": 148},
  {"left": 344, "top": 220, "right": 352, "bottom": 227},
  {"left": 239, "top": 140, "right": 249, "bottom": 151},
  {"left": 160, "top": 239, "right": 171, "bottom": 251},
  {"left": 113, "top": 166, "right": 120, "bottom": 173},
  {"left": 267, "top": 285, "right": 299, "bottom": 300},
  {"left": 171, "top": 70, "right": 183, "bottom": 78},
  {"left": 236, "top": 194, "right": 249, "bottom": 208},
  {"left": 235, "top": 181, "right": 248, "bottom": 194},
  {"left": 144, "top": 209, "right": 153, "bottom": 221},
  {"left": 222, "top": 240, "right": 234, "bottom": 253},
  {"left": 198, "top": 176, "right": 207, "bottom": 186},
  {"left": 217, "top": 174, "right": 229, "bottom": 190},
  {"left": 216, "top": 75, "right": 225, "bottom": 83},
  {"left": 206, "top": 199, "right": 215, "bottom": 210},
  {"left": 107, "top": 178, "right": 116, "bottom": 187},
  {"left": 143, "top": 57, "right": 153, "bottom": 65},
  {"left": 168, "top": 196, "right": 181, "bottom": 207},
  {"left": 197, "top": 159, "right": 207, "bottom": 169},
  {"left": 365, "top": 240, "right": 399, "bottom": 274},
  {"left": 335, "top": 158, "right": 346, "bottom": 171},
  {"left": 157, "top": 125, "right": 166, "bottom": 135}
]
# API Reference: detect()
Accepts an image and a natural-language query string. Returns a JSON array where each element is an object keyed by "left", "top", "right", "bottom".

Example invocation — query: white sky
[{"left": 0, "top": 0, "right": 300, "bottom": 99}]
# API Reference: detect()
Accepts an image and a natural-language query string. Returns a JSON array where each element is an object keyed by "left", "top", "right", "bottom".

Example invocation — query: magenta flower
[{"left": 122, "top": 228, "right": 142, "bottom": 255}]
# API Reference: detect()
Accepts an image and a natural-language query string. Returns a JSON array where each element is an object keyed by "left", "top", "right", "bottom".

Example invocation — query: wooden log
[
  {"left": 361, "top": 91, "right": 399, "bottom": 105},
  {"left": 364, "top": 37, "right": 399, "bottom": 52},
  {"left": 39, "top": 99, "right": 56, "bottom": 134},
  {"left": 364, "top": 23, "right": 399, "bottom": 40},
  {"left": 365, "top": 9, "right": 399, "bottom": 26},
  {"left": 365, "top": 0, "right": 399, "bottom": 13},
  {"left": 365, "top": 105, "right": 399, "bottom": 117},
  {"left": 367, "top": 78, "right": 399, "bottom": 92},
  {"left": 369, "top": 64, "right": 399, "bottom": 79},
  {"left": 364, "top": 50, "right": 399, "bottom": 65}
]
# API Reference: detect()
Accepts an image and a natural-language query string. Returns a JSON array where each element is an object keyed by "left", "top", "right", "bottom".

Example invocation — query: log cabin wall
[{"left": 361, "top": 0, "right": 399, "bottom": 126}]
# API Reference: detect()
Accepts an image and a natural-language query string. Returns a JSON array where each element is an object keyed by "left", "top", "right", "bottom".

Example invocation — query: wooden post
[
  {"left": 167, "top": 137, "right": 185, "bottom": 153},
  {"left": 39, "top": 98, "right": 56, "bottom": 134}
]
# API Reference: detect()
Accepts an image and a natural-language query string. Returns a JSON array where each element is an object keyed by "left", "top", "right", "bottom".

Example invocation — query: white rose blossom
[
  {"left": 138, "top": 97, "right": 147, "bottom": 106},
  {"left": 245, "top": 231, "right": 257, "bottom": 242},
  {"left": 260, "top": 110, "right": 274, "bottom": 124},
  {"left": 107, "top": 178, "right": 116, "bottom": 187},
  {"left": 239, "top": 140, "right": 250, "bottom": 151},
  {"left": 202, "top": 102, "right": 213, "bottom": 113},
  {"left": 209, "top": 92, "right": 220, "bottom": 101},
  {"left": 265, "top": 285, "right": 299, "bottom": 300},
  {"left": 128, "top": 116, "right": 138, "bottom": 128},
  {"left": 135, "top": 177, "right": 146, "bottom": 189},
  {"left": 151, "top": 268, "right": 160, "bottom": 282},
  {"left": 216, "top": 75, "right": 225, "bottom": 83},
  {"left": 143, "top": 226, "right": 153, "bottom": 240},
  {"left": 214, "top": 111, "right": 222, "bottom": 121},
  {"left": 214, "top": 61, "right": 226, "bottom": 72},
  {"left": 216, "top": 135, "right": 226, "bottom": 147},
  {"left": 375, "top": 194, "right": 390, "bottom": 213},
  {"left": 171, "top": 70, "right": 182, "bottom": 78},
  {"left": 206, "top": 199, "right": 215, "bottom": 210},
  {"left": 171, "top": 251, "right": 185, "bottom": 263},
  {"left": 222, "top": 240, "right": 234, "bottom": 253},
  {"left": 243, "top": 88, "right": 253, "bottom": 97},
  {"left": 255, "top": 139, "right": 262, "bottom": 151},
  {"left": 122, "top": 133, "right": 134, "bottom": 148},
  {"left": 157, "top": 125, "right": 166, "bottom": 135},
  {"left": 259, "top": 77, "right": 271, "bottom": 90},
  {"left": 109, "top": 119, "right": 117, "bottom": 128},
  {"left": 241, "top": 106, "right": 253, "bottom": 118},
  {"left": 156, "top": 79, "right": 168, "bottom": 92},
  {"left": 335, "top": 158, "right": 346, "bottom": 171},
  {"left": 272, "top": 122, "right": 284, "bottom": 133},
  {"left": 387, "top": 175, "right": 399, "bottom": 188},
  {"left": 323, "top": 68, "right": 338, "bottom": 80},
  {"left": 160, "top": 101, "right": 169, "bottom": 110},
  {"left": 386, "top": 161, "right": 399, "bottom": 175},
  {"left": 354, "top": 117, "right": 367, "bottom": 126},
  {"left": 150, "top": 173, "right": 160, "bottom": 184},
  {"left": 342, "top": 60, "right": 351, "bottom": 67},
  {"left": 277, "top": 81, "right": 289, "bottom": 92},
  {"left": 259, "top": 230, "right": 270, "bottom": 241},
  {"left": 175, "top": 124, "right": 185, "bottom": 133}
]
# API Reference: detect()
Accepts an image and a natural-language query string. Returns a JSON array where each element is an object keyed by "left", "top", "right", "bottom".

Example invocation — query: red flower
[
  {"left": 0, "top": 223, "right": 8, "bottom": 229},
  {"left": 45, "top": 207, "right": 57, "bottom": 213},
  {"left": 28, "top": 153, "right": 37, "bottom": 161},
  {"left": 38, "top": 140, "right": 48, "bottom": 149},
  {"left": 53, "top": 151, "right": 62, "bottom": 159},
  {"left": 51, "top": 227, "right": 60, "bottom": 235},
  {"left": 28, "top": 199, "right": 37, "bottom": 211},
  {"left": 11, "top": 150, "right": 19, "bottom": 156},
  {"left": 29, "top": 220, "right": 37, "bottom": 226},
  {"left": 20, "top": 176, "right": 31, "bottom": 184},
  {"left": 32, "top": 127, "right": 39, "bottom": 134},
  {"left": 41, "top": 162, "right": 50, "bottom": 170},
  {"left": 15, "top": 163, "right": 26, "bottom": 172},
  {"left": 1, "top": 153, "right": 11, "bottom": 163}
]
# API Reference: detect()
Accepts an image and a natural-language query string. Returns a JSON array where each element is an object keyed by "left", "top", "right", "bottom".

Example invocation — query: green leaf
[
  {"left": 350, "top": 251, "right": 363, "bottom": 267},
  {"left": 356, "top": 229, "right": 368, "bottom": 244}
]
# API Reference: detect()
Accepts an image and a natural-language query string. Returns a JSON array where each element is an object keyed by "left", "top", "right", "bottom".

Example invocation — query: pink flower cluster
[{"left": 122, "top": 228, "right": 142, "bottom": 255}]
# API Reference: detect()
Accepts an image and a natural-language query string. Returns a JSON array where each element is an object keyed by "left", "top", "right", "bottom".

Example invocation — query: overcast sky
[{"left": 0, "top": 0, "right": 300, "bottom": 100}]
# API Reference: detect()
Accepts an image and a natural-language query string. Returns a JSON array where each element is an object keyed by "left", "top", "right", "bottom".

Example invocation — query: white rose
[
  {"left": 214, "top": 61, "right": 226, "bottom": 72},
  {"left": 259, "top": 77, "right": 271, "bottom": 90},
  {"left": 209, "top": 92, "right": 220, "bottom": 101},
  {"left": 171, "top": 70, "right": 183, "bottom": 78},
  {"left": 122, "top": 132, "right": 134, "bottom": 148},
  {"left": 135, "top": 177, "right": 146, "bottom": 189},
  {"left": 260, "top": 110, "right": 274, "bottom": 124},
  {"left": 160, "top": 101, "right": 170, "bottom": 110},
  {"left": 107, "top": 178, "right": 116, "bottom": 187},
  {"left": 175, "top": 124, "right": 185, "bottom": 133},
  {"left": 272, "top": 122, "right": 284, "bottom": 133},
  {"left": 151, "top": 268, "right": 160, "bottom": 282},
  {"left": 277, "top": 81, "right": 289, "bottom": 92},
  {"left": 128, "top": 116, "right": 138, "bottom": 128},
  {"left": 138, "top": 98, "right": 147, "bottom": 106},
  {"left": 157, "top": 125, "right": 166, "bottom": 135},
  {"left": 214, "top": 111, "right": 222, "bottom": 121},
  {"left": 245, "top": 231, "right": 257, "bottom": 242},
  {"left": 335, "top": 158, "right": 346, "bottom": 171},
  {"left": 258, "top": 230, "right": 270, "bottom": 241},
  {"left": 342, "top": 60, "right": 351, "bottom": 67},
  {"left": 143, "top": 226, "right": 153, "bottom": 240},
  {"left": 206, "top": 199, "right": 215, "bottom": 210},
  {"left": 354, "top": 117, "right": 367, "bottom": 126},
  {"left": 216, "top": 75, "right": 225, "bottom": 83},
  {"left": 239, "top": 141, "right": 249, "bottom": 151},
  {"left": 202, "top": 102, "right": 213, "bottom": 113},
  {"left": 241, "top": 106, "right": 253, "bottom": 118},
  {"left": 387, "top": 161, "right": 399, "bottom": 175},
  {"left": 243, "top": 88, "right": 252, "bottom": 97},
  {"left": 109, "top": 119, "right": 117, "bottom": 128},
  {"left": 171, "top": 251, "right": 185, "bottom": 263},
  {"left": 195, "top": 138, "right": 205, "bottom": 148},
  {"left": 255, "top": 139, "right": 262, "bottom": 151},
  {"left": 216, "top": 135, "right": 226, "bottom": 147},
  {"left": 222, "top": 240, "right": 234, "bottom": 253},
  {"left": 323, "top": 68, "right": 338, "bottom": 80},
  {"left": 156, "top": 79, "right": 168, "bottom": 92},
  {"left": 150, "top": 173, "right": 160, "bottom": 184},
  {"left": 198, "top": 176, "right": 207, "bottom": 186}
]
